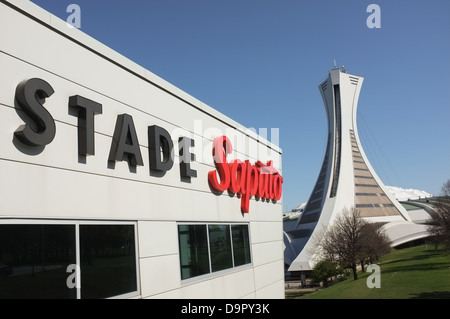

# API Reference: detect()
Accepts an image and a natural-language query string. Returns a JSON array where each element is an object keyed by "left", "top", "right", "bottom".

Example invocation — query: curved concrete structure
[
  {"left": 381, "top": 221, "right": 430, "bottom": 247},
  {"left": 286, "top": 68, "right": 430, "bottom": 272}
]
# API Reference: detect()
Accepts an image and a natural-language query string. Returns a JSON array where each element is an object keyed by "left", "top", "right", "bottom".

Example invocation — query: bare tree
[
  {"left": 428, "top": 179, "right": 450, "bottom": 251},
  {"left": 316, "top": 207, "right": 367, "bottom": 280},
  {"left": 313, "top": 207, "right": 391, "bottom": 281},
  {"left": 360, "top": 222, "right": 391, "bottom": 269},
  {"left": 442, "top": 179, "right": 450, "bottom": 196}
]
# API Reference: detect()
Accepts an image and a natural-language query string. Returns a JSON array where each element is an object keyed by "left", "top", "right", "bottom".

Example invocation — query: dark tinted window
[
  {"left": 208, "top": 225, "right": 232, "bottom": 272},
  {"left": 79, "top": 225, "right": 137, "bottom": 299},
  {"left": 0, "top": 225, "right": 76, "bottom": 299},
  {"left": 178, "top": 225, "right": 210, "bottom": 280},
  {"left": 178, "top": 224, "right": 251, "bottom": 280},
  {"left": 231, "top": 225, "right": 251, "bottom": 266}
]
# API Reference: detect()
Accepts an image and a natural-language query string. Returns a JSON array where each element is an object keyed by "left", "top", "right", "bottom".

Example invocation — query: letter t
[{"left": 69, "top": 95, "right": 102, "bottom": 156}]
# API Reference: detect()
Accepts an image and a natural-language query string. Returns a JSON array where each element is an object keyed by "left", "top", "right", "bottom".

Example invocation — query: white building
[
  {"left": 285, "top": 67, "right": 430, "bottom": 272},
  {"left": 0, "top": 0, "right": 284, "bottom": 299}
]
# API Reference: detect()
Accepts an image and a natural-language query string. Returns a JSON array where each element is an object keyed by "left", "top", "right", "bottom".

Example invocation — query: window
[
  {"left": 178, "top": 223, "right": 251, "bottom": 280},
  {"left": 79, "top": 225, "right": 137, "bottom": 299},
  {"left": 231, "top": 225, "right": 251, "bottom": 266},
  {"left": 0, "top": 225, "right": 76, "bottom": 299},
  {"left": 178, "top": 225, "right": 210, "bottom": 280},
  {"left": 0, "top": 222, "right": 138, "bottom": 299},
  {"left": 208, "top": 225, "right": 233, "bottom": 272}
]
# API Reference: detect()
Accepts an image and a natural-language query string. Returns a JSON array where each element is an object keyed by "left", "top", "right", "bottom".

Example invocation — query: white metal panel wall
[
  {"left": 0, "top": 1, "right": 282, "bottom": 221},
  {"left": 0, "top": 0, "right": 284, "bottom": 298}
]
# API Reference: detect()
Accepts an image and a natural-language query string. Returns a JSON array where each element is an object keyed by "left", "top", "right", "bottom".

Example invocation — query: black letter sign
[
  {"left": 179, "top": 136, "right": 197, "bottom": 178},
  {"left": 14, "top": 78, "right": 56, "bottom": 146},
  {"left": 148, "top": 125, "right": 174, "bottom": 171},
  {"left": 108, "top": 114, "right": 144, "bottom": 166},
  {"left": 69, "top": 95, "right": 102, "bottom": 156}
]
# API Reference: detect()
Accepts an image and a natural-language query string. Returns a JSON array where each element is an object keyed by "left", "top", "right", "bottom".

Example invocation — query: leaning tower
[{"left": 286, "top": 67, "right": 412, "bottom": 271}]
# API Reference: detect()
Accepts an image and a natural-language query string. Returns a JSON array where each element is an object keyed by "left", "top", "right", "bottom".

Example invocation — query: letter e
[{"left": 179, "top": 136, "right": 197, "bottom": 178}]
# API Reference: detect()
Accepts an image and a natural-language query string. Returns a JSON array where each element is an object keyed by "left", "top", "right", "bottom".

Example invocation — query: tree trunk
[
  {"left": 352, "top": 263, "right": 358, "bottom": 280},
  {"left": 360, "top": 260, "right": 365, "bottom": 272}
]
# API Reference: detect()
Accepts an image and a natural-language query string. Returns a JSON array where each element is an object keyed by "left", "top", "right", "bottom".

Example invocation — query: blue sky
[{"left": 30, "top": 0, "right": 450, "bottom": 211}]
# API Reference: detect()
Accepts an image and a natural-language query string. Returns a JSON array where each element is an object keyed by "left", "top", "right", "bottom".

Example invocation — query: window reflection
[
  {"left": 0, "top": 225, "right": 76, "bottom": 299},
  {"left": 178, "top": 225, "right": 209, "bottom": 280},
  {"left": 0, "top": 224, "right": 137, "bottom": 299},
  {"left": 231, "top": 225, "right": 251, "bottom": 266},
  {"left": 79, "top": 225, "right": 137, "bottom": 299},
  {"left": 208, "top": 225, "right": 232, "bottom": 272},
  {"left": 178, "top": 223, "right": 251, "bottom": 280}
]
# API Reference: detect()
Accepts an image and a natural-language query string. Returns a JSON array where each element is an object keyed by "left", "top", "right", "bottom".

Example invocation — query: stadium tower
[{"left": 286, "top": 66, "right": 412, "bottom": 271}]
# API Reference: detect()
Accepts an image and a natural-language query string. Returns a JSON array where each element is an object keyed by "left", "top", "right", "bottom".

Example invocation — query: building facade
[{"left": 0, "top": 0, "right": 284, "bottom": 299}]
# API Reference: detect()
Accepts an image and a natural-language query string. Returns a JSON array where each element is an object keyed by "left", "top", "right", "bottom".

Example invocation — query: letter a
[
  {"left": 67, "top": 4, "right": 81, "bottom": 29},
  {"left": 366, "top": 4, "right": 381, "bottom": 29},
  {"left": 366, "top": 264, "right": 381, "bottom": 288},
  {"left": 66, "top": 264, "right": 80, "bottom": 289}
]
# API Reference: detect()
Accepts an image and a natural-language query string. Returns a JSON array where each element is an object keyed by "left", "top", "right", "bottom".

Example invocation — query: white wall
[{"left": 0, "top": 0, "right": 284, "bottom": 298}]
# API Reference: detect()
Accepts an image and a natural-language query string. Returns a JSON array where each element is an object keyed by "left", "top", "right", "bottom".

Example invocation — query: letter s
[
  {"left": 208, "top": 136, "right": 232, "bottom": 191},
  {"left": 14, "top": 78, "right": 56, "bottom": 146}
]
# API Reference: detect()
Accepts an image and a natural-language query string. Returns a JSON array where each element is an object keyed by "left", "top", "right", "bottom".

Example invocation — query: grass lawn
[{"left": 287, "top": 244, "right": 450, "bottom": 299}]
